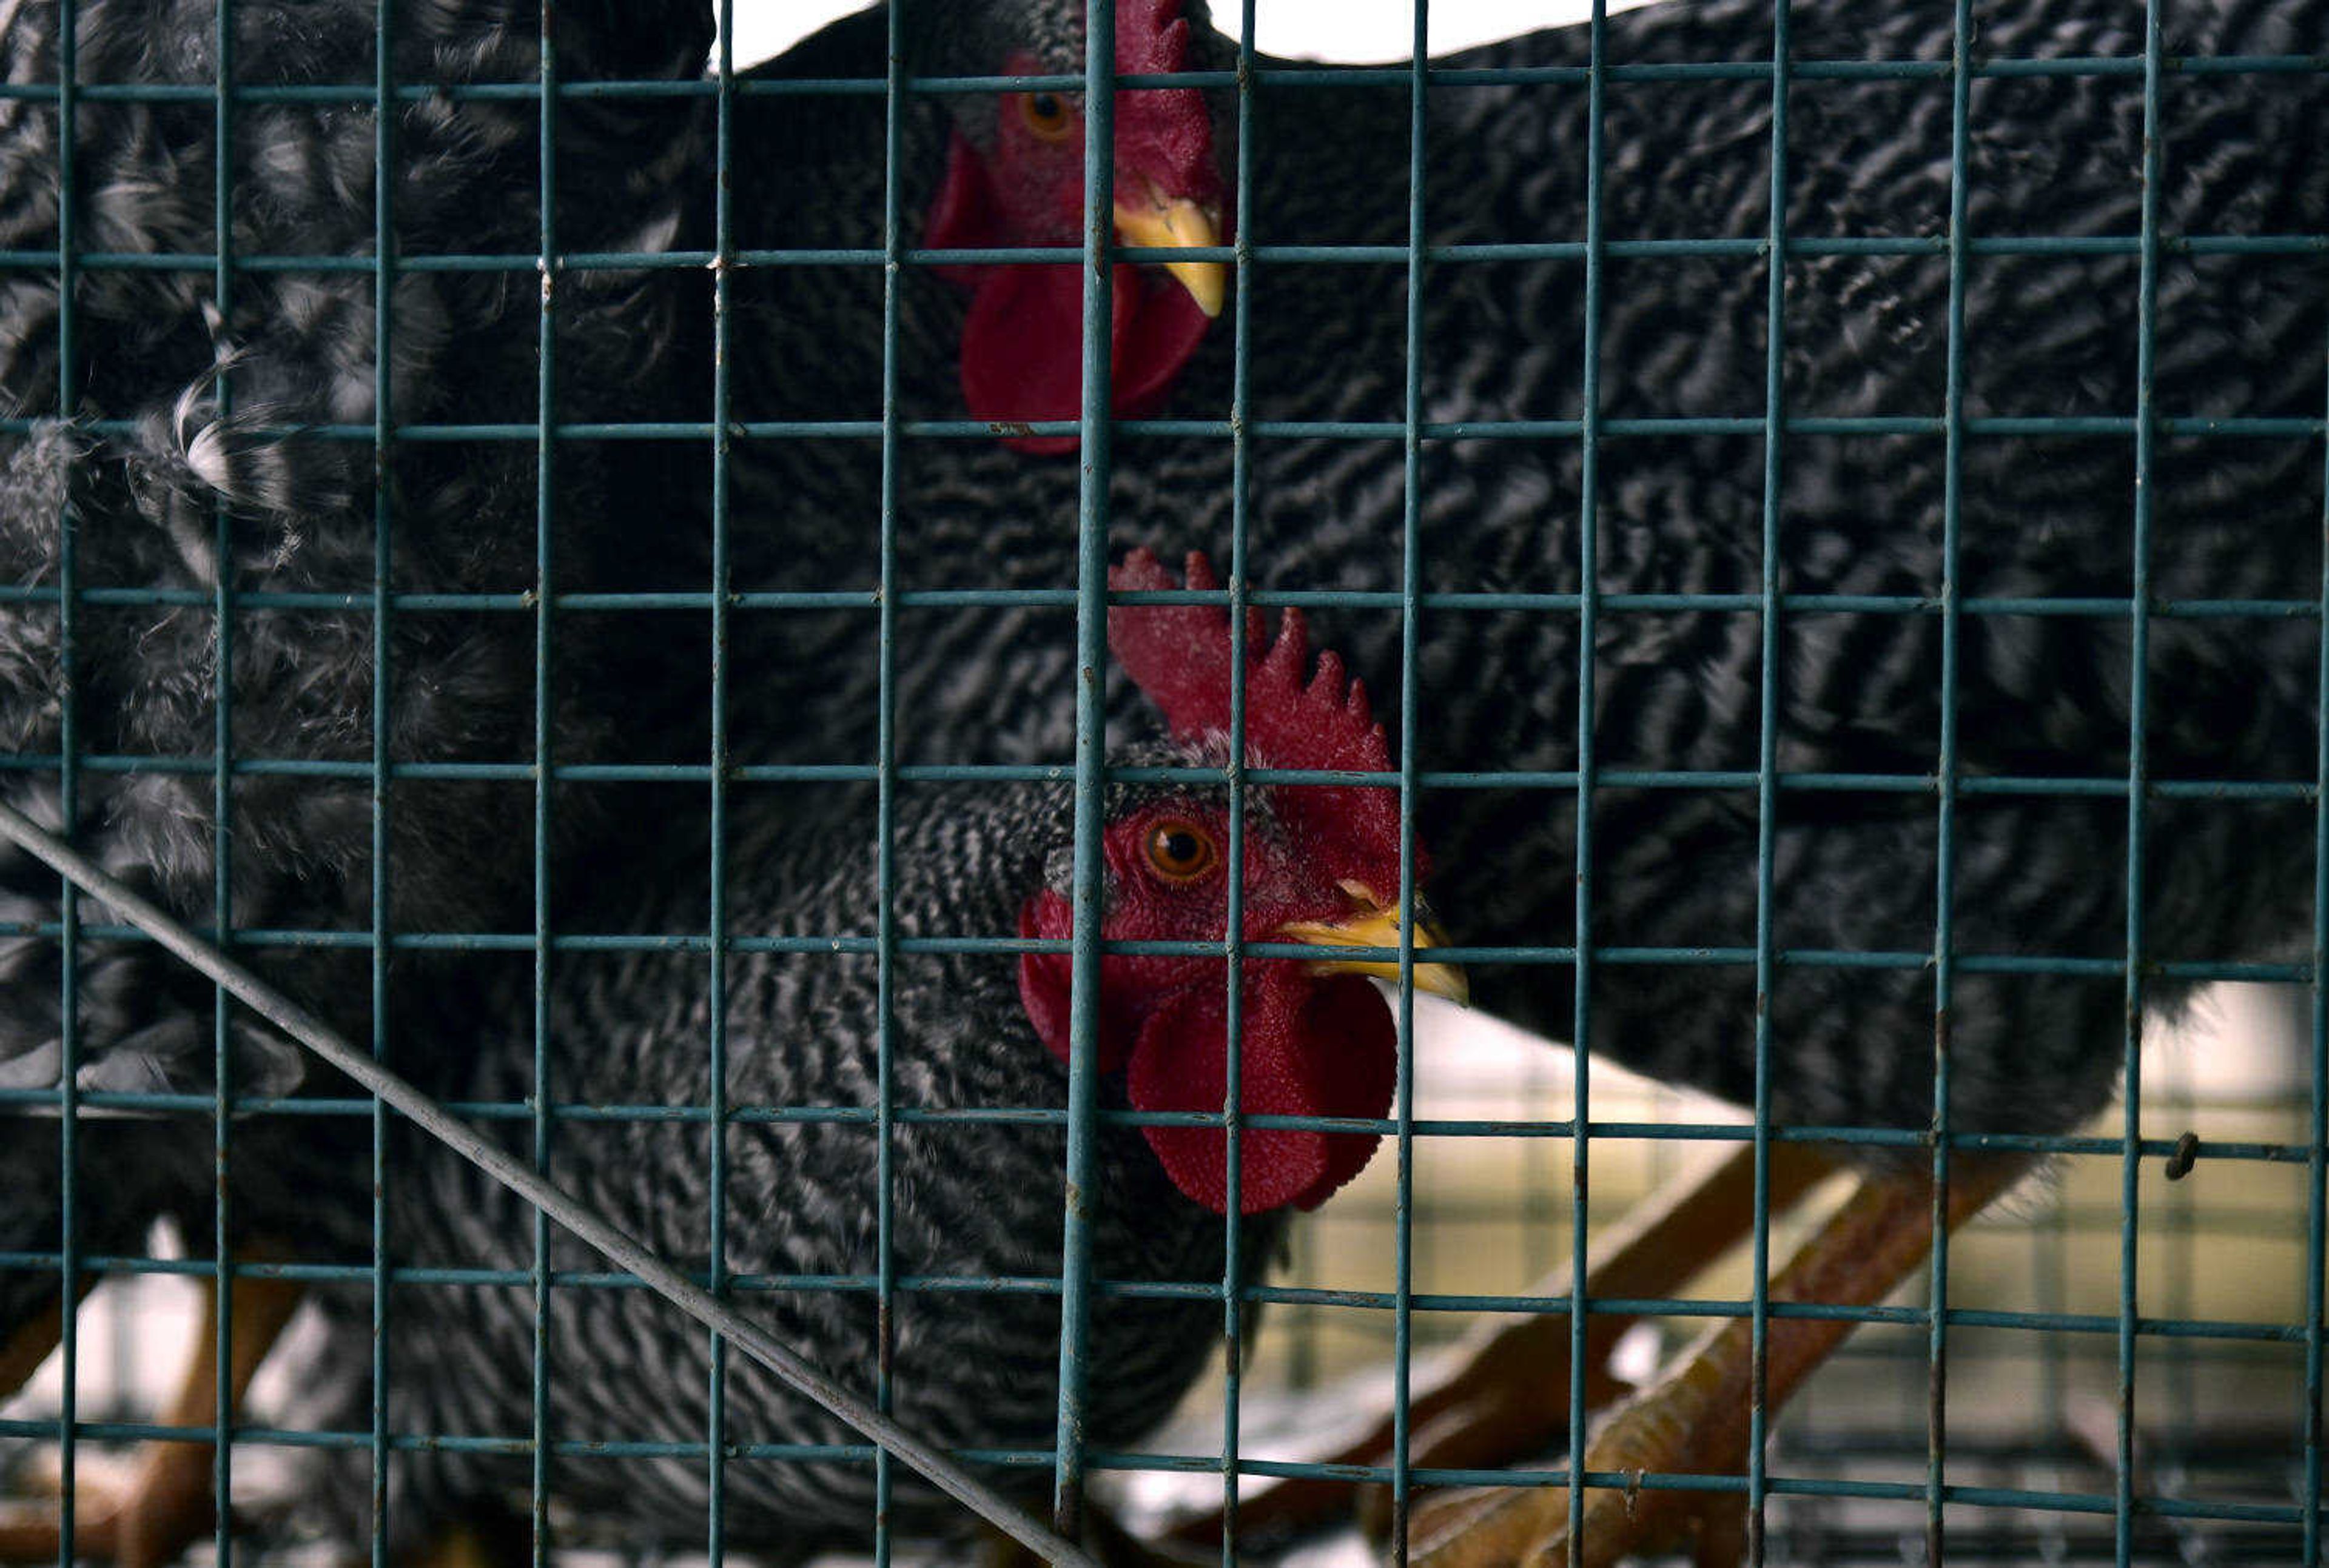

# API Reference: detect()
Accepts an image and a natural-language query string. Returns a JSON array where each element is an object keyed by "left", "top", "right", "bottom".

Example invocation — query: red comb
[
  {"left": 1112, "top": 0, "right": 1222, "bottom": 209},
  {"left": 1117, "top": 0, "right": 1192, "bottom": 75},
  {"left": 1109, "top": 549, "right": 1416, "bottom": 893}
]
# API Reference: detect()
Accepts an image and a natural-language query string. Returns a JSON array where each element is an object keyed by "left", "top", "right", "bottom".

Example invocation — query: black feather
[
  {"left": 0, "top": 0, "right": 711, "bottom": 1369},
  {"left": 700, "top": 0, "right": 2326, "bottom": 1145}
]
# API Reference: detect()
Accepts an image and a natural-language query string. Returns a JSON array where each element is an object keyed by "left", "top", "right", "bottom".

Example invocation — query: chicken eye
[
  {"left": 1019, "top": 91, "right": 1074, "bottom": 142},
  {"left": 1143, "top": 819, "right": 1218, "bottom": 884}
]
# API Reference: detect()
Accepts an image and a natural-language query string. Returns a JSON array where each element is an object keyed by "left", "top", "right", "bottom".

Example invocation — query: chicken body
[
  {"left": 0, "top": 0, "right": 708, "bottom": 1408},
  {"left": 276, "top": 552, "right": 1441, "bottom": 1561},
  {"left": 297, "top": 772, "right": 1280, "bottom": 1561},
  {"left": 710, "top": 0, "right": 2328, "bottom": 1143}
]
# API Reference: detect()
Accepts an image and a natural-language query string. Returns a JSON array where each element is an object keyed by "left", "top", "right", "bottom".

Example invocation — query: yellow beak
[
  {"left": 1277, "top": 884, "right": 1470, "bottom": 1007},
  {"left": 1112, "top": 193, "right": 1227, "bottom": 318}
]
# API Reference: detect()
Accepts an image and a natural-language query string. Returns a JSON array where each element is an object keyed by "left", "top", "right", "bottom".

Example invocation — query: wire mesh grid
[
  {"left": 1151, "top": 993, "right": 2317, "bottom": 1560},
  {"left": 8, "top": 998, "right": 2321, "bottom": 1566},
  {"left": 0, "top": 0, "right": 2322, "bottom": 1566}
]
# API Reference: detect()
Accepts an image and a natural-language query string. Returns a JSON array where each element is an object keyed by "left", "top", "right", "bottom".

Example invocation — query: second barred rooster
[{"left": 280, "top": 551, "right": 1461, "bottom": 1564}]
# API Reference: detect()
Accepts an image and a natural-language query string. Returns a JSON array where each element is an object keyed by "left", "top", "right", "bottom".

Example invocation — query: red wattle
[
  {"left": 1128, "top": 974, "right": 1396, "bottom": 1216},
  {"left": 956, "top": 261, "right": 1212, "bottom": 458},
  {"left": 1114, "top": 265, "right": 1212, "bottom": 410}
]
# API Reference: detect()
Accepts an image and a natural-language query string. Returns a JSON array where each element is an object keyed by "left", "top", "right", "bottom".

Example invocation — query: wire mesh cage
[{"left": 0, "top": 1, "right": 2324, "bottom": 1566}]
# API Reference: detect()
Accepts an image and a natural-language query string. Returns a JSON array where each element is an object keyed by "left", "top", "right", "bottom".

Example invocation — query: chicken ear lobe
[
  {"left": 924, "top": 135, "right": 998, "bottom": 288},
  {"left": 1017, "top": 893, "right": 1132, "bottom": 1073}
]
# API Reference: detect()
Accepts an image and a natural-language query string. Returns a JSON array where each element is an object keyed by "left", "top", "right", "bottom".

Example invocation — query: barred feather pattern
[
  {"left": 0, "top": 0, "right": 710, "bottom": 1350},
  {"left": 685, "top": 0, "right": 2328, "bottom": 1149},
  {"left": 297, "top": 769, "right": 1282, "bottom": 1561}
]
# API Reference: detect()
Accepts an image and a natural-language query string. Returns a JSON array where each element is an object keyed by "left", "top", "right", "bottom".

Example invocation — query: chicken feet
[
  {"left": 1406, "top": 1154, "right": 2029, "bottom": 1568},
  {"left": 1, "top": 1281, "right": 95, "bottom": 1409},
  {"left": 0, "top": 1270, "right": 302, "bottom": 1568}
]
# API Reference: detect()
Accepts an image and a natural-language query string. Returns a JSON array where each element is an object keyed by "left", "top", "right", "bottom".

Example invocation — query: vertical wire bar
[
  {"left": 2159, "top": 1029, "right": 2196, "bottom": 1456},
  {"left": 2034, "top": 1173, "right": 2066, "bottom": 1453},
  {"left": 1746, "top": 0, "right": 1793, "bottom": 1559},
  {"left": 209, "top": 0, "right": 241, "bottom": 1558},
  {"left": 1053, "top": 0, "right": 1118, "bottom": 1537},
  {"left": 2116, "top": 3, "right": 2166, "bottom": 1563},
  {"left": 1927, "top": 0, "right": 1978, "bottom": 1555},
  {"left": 1215, "top": 0, "right": 1257, "bottom": 1551},
  {"left": 705, "top": 4, "right": 737, "bottom": 1563},
  {"left": 873, "top": 0, "right": 908, "bottom": 1559},
  {"left": 50, "top": 0, "right": 80, "bottom": 1558},
  {"left": 1565, "top": 0, "right": 1608, "bottom": 1555},
  {"left": 1525, "top": 1058, "right": 1558, "bottom": 1284},
  {"left": 528, "top": 7, "right": 559, "bottom": 1566},
  {"left": 1386, "top": 2, "right": 1428, "bottom": 1558},
  {"left": 2303, "top": 312, "right": 2328, "bottom": 1568},
  {"left": 367, "top": 4, "right": 397, "bottom": 1563}
]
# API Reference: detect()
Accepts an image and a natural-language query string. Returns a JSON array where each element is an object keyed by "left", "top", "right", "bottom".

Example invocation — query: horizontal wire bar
[
  {"left": 2, "top": 231, "right": 2320, "bottom": 275},
  {"left": 2, "top": 1090, "right": 2313, "bottom": 1169},
  {"left": 1163, "top": 1453, "right": 2321, "bottom": 1526},
  {"left": 0, "top": 1415, "right": 2302, "bottom": 1528},
  {"left": 7, "top": 583, "right": 2324, "bottom": 621},
  {"left": 0, "top": 908, "right": 2301, "bottom": 985},
  {"left": 5, "top": 413, "right": 2321, "bottom": 441},
  {"left": 0, "top": 49, "right": 2316, "bottom": 106},
  {"left": 0, "top": 747, "right": 2316, "bottom": 802},
  {"left": 0, "top": 1251, "right": 2302, "bottom": 1344}
]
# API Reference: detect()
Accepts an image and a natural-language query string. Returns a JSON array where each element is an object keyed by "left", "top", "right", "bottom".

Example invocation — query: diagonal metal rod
[{"left": 0, "top": 796, "right": 1101, "bottom": 1568}]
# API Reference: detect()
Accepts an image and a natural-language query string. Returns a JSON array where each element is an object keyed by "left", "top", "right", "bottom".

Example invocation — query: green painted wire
[
  {"left": 704, "top": 4, "right": 739, "bottom": 1564},
  {"left": 209, "top": 1, "right": 242, "bottom": 1562},
  {"left": 2305, "top": 303, "right": 2329, "bottom": 1568},
  {"left": 1054, "top": 0, "right": 1120, "bottom": 1540},
  {"left": 2115, "top": 1, "right": 2169, "bottom": 1563},
  {"left": 50, "top": 0, "right": 81, "bottom": 1560},
  {"left": 1214, "top": 0, "right": 1257, "bottom": 1553},
  {"left": 1388, "top": 0, "right": 1431, "bottom": 1559},
  {"left": 7, "top": 408, "right": 2325, "bottom": 445},
  {"left": 873, "top": 0, "right": 910, "bottom": 1556},
  {"left": 1567, "top": 0, "right": 1610, "bottom": 1554},
  {"left": 368, "top": 5, "right": 398, "bottom": 1566},
  {"left": 1923, "top": 0, "right": 1980, "bottom": 1552},
  {"left": 10, "top": 226, "right": 2328, "bottom": 280},
  {"left": 529, "top": 3, "right": 562, "bottom": 1564},
  {"left": 1742, "top": 0, "right": 1794, "bottom": 1556}
]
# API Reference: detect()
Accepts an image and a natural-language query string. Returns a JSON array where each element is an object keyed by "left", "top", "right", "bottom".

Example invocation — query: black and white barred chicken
[
  {"left": 278, "top": 552, "right": 1457, "bottom": 1564},
  {"left": 5, "top": 0, "right": 2321, "bottom": 1558},
  {"left": 0, "top": 2, "right": 709, "bottom": 1560},
  {"left": 690, "top": 0, "right": 2328, "bottom": 1558}
]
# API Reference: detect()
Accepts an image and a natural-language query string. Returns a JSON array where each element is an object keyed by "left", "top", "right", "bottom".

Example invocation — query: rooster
[
  {"left": 275, "top": 551, "right": 1460, "bottom": 1564},
  {"left": 0, "top": 1, "right": 1232, "bottom": 1559},
  {"left": 0, "top": 2, "right": 710, "bottom": 1561},
  {"left": 704, "top": 0, "right": 2328, "bottom": 1560}
]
